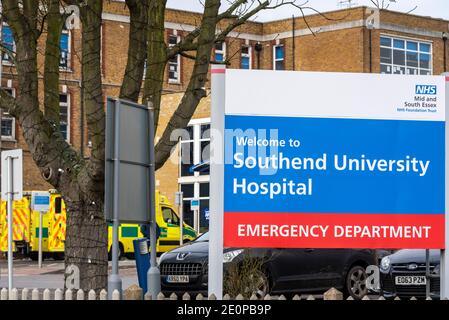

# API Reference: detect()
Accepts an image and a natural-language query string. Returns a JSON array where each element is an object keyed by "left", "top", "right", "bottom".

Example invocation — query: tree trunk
[
  {"left": 144, "top": 0, "right": 167, "bottom": 132},
  {"left": 43, "top": 0, "right": 63, "bottom": 125},
  {"left": 120, "top": 0, "right": 149, "bottom": 102},
  {"left": 64, "top": 194, "right": 108, "bottom": 291}
]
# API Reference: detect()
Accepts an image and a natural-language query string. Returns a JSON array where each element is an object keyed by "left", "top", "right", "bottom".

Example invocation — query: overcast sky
[{"left": 166, "top": 0, "right": 449, "bottom": 22}]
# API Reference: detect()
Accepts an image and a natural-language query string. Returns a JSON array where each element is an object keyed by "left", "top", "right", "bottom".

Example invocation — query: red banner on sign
[{"left": 224, "top": 212, "right": 445, "bottom": 249}]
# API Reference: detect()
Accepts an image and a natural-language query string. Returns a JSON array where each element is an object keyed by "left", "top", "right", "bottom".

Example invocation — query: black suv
[{"left": 159, "top": 232, "right": 381, "bottom": 299}]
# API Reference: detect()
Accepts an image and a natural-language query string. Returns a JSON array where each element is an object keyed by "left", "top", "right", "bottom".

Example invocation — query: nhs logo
[{"left": 416, "top": 85, "right": 437, "bottom": 95}]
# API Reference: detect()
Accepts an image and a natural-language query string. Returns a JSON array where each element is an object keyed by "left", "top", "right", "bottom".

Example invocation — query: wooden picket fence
[{"left": 0, "top": 286, "right": 441, "bottom": 300}]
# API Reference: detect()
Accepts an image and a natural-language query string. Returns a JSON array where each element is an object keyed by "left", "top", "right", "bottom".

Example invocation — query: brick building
[{"left": 1, "top": 2, "right": 448, "bottom": 232}]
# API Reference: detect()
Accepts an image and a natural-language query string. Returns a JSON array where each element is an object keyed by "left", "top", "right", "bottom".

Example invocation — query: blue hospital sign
[
  {"left": 222, "top": 70, "right": 446, "bottom": 249},
  {"left": 190, "top": 199, "right": 200, "bottom": 211},
  {"left": 31, "top": 191, "right": 51, "bottom": 212}
]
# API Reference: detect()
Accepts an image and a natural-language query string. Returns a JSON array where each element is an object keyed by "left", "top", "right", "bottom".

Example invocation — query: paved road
[{"left": 0, "top": 258, "right": 141, "bottom": 290}]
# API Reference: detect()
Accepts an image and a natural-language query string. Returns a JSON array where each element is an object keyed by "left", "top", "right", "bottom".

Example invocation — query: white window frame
[
  {"left": 168, "top": 34, "right": 181, "bottom": 84},
  {"left": 2, "top": 23, "right": 16, "bottom": 65},
  {"left": 59, "top": 93, "right": 71, "bottom": 142},
  {"left": 178, "top": 118, "right": 211, "bottom": 184},
  {"left": 60, "top": 29, "right": 71, "bottom": 71},
  {"left": 179, "top": 181, "right": 210, "bottom": 232},
  {"left": 214, "top": 41, "right": 226, "bottom": 63},
  {"left": 178, "top": 118, "right": 211, "bottom": 232},
  {"left": 273, "top": 44, "right": 285, "bottom": 70},
  {"left": 1, "top": 87, "right": 16, "bottom": 141},
  {"left": 380, "top": 34, "right": 433, "bottom": 75},
  {"left": 241, "top": 45, "right": 252, "bottom": 70}
]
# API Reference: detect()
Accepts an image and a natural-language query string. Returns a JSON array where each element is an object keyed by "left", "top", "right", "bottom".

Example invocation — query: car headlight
[
  {"left": 380, "top": 257, "right": 391, "bottom": 271},
  {"left": 159, "top": 252, "right": 168, "bottom": 265},
  {"left": 223, "top": 249, "right": 243, "bottom": 263},
  {"left": 432, "top": 264, "right": 440, "bottom": 275}
]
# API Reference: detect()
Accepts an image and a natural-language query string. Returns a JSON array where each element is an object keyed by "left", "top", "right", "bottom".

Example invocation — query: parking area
[
  {"left": 0, "top": 258, "right": 140, "bottom": 290},
  {"left": 1, "top": 258, "right": 384, "bottom": 299}
]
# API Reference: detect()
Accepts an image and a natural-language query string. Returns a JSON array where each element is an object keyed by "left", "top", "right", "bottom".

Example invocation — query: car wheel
[
  {"left": 345, "top": 265, "right": 368, "bottom": 300},
  {"left": 108, "top": 243, "right": 123, "bottom": 261},
  {"left": 53, "top": 252, "right": 65, "bottom": 261},
  {"left": 125, "top": 253, "right": 135, "bottom": 260},
  {"left": 29, "top": 252, "right": 38, "bottom": 261}
]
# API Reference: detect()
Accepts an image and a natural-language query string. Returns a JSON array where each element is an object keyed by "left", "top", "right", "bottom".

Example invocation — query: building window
[
  {"left": 241, "top": 45, "right": 251, "bottom": 69},
  {"left": 215, "top": 42, "right": 226, "bottom": 62},
  {"left": 59, "top": 94, "right": 70, "bottom": 141},
  {"left": 179, "top": 122, "right": 210, "bottom": 177},
  {"left": 180, "top": 125, "right": 194, "bottom": 177},
  {"left": 380, "top": 35, "right": 432, "bottom": 75},
  {"left": 273, "top": 45, "right": 285, "bottom": 70},
  {"left": 60, "top": 30, "right": 70, "bottom": 69},
  {"left": 178, "top": 118, "right": 210, "bottom": 233},
  {"left": 168, "top": 34, "right": 181, "bottom": 83},
  {"left": 1, "top": 88, "right": 15, "bottom": 140},
  {"left": 180, "top": 182, "right": 210, "bottom": 234},
  {"left": 179, "top": 120, "right": 210, "bottom": 177},
  {"left": 1, "top": 115, "right": 14, "bottom": 139},
  {"left": 2, "top": 24, "right": 15, "bottom": 63},
  {"left": 199, "top": 123, "right": 210, "bottom": 171}
]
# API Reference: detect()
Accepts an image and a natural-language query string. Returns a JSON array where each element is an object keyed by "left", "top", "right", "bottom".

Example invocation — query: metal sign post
[
  {"left": 191, "top": 199, "right": 200, "bottom": 234},
  {"left": 208, "top": 65, "right": 226, "bottom": 299},
  {"left": 38, "top": 212, "right": 43, "bottom": 268},
  {"left": 7, "top": 157, "right": 13, "bottom": 292},
  {"left": 105, "top": 98, "right": 154, "bottom": 298},
  {"left": 147, "top": 101, "right": 161, "bottom": 299},
  {"left": 108, "top": 99, "right": 122, "bottom": 299},
  {"left": 442, "top": 73, "right": 449, "bottom": 300},
  {"left": 1, "top": 149, "right": 23, "bottom": 296},
  {"left": 175, "top": 191, "right": 184, "bottom": 245},
  {"left": 31, "top": 191, "right": 50, "bottom": 269}
]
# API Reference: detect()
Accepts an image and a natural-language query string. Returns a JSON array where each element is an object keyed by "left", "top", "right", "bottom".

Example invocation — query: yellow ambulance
[
  {"left": 0, "top": 190, "right": 197, "bottom": 260},
  {"left": 0, "top": 192, "right": 68, "bottom": 260},
  {"left": 107, "top": 192, "right": 198, "bottom": 258}
]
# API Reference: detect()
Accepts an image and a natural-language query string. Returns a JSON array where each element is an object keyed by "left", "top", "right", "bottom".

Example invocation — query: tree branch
[
  {"left": 119, "top": 0, "right": 149, "bottom": 102},
  {"left": 79, "top": 0, "right": 105, "bottom": 193},
  {"left": 43, "top": 0, "right": 63, "bottom": 126},
  {"left": 154, "top": 0, "right": 221, "bottom": 170},
  {"left": 143, "top": 0, "right": 167, "bottom": 133}
]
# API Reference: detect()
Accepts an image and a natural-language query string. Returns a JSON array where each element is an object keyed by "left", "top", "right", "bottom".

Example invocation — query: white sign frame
[
  {"left": 31, "top": 191, "right": 51, "bottom": 212},
  {"left": 208, "top": 68, "right": 449, "bottom": 300},
  {"left": 190, "top": 199, "right": 200, "bottom": 210},
  {"left": 1, "top": 149, "right": 23, "bottom": 201}
]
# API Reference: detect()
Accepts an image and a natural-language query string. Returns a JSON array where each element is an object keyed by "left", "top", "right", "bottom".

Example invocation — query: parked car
[
  {"left": 159, "top": 232, "right": 381, "bottom": 299},
  {"left": 379, "top": 249, "right": 440, "bottom": 299}
]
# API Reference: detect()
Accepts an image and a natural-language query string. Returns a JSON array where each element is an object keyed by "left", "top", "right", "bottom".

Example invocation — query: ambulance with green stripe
[
  {"left": 0, "top": 192, "right": 66, "bottom": 260},
  {"left": 107, "top": 191, "right": 197, "bottom": 258},
  {"left": 0, "top": 190, "right": 197, "bottom": 259}
]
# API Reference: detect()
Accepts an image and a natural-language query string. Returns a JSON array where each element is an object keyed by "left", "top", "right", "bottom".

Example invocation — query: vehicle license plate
[
  {"left": 395, "top": 276, "right": 426, "bottom": 285},
  {"left": 167, "top": 275, "right": 189, "bottom": 283}
]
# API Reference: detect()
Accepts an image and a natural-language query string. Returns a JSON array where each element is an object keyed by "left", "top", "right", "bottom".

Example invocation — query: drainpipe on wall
[
  {"left": 255, "top": 42, "right": 262, "bottom": 69},
  {"left": 369, "top": 28, "right": 372, "bottom": 73},
  {"left": 292, "top": 15, "right": 295, "bottom": 71},
  {"left": 443, "top": 32, "right": 448, "bottom": 72},
  {"left": 79, "top": 76, "right": 84, "bottom": 158},
  {"left": 366, "top": 21, "right": 374, "bottom": 73}
]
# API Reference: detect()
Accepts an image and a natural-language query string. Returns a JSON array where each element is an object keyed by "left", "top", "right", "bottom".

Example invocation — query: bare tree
[
  {"left": 0, "top": 0, "right": 319, "bottom": 290},
  {"left": 369, "top": 0, "right": 417, "bottom": 13}
]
